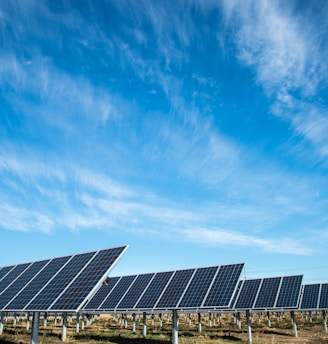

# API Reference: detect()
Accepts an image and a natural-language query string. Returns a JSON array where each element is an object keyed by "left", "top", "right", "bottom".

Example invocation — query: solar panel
[
  {"left": 319, "top": 283, "right": 328, "bottom": 309},
  {"left": 84, "top": 263, "right": 245, "bottom": 312},
  {"left": 135, "top": 271, "right": 173, "bottom": 309},
  {"left": 117, "top": 273, "right": 154, "bottom": 309},
  {"left": 155, "top": 269, "right": 195, "bottom": 309},
  {"left": 275, "top": 275, "right": 302, "bottom": 308},
  {"left": 255, "top": 277, "right": 281, "bottom": 308},
  {"left": 101, "top": 275, "right": 137, "bottom": 310},
  {"left": 0, "top": 260, "right": 49, "bottom": 309},
  {"left": 300, "top": 284, "right": 320, "bottom": 310},
  {"left": 203, "top": 263, "right": 244, "bottom": 308},
  {"left": 0, "top": 263, "right": 31, "bottom": 294},
  {"left": 50, "top": 247, "right": 126, "bottom": 311},
  {"left": 178, "top": 266, "right": 218, "bottom": 308},
  {"left": 234, "top": 279, "right": 261, "bottom": 309},
  {"left": 232, "top": 275, "right": 303, "bottom": 311},
  {"left": 0, "top": 266, "right": 15, "bottom": 283},
  {"left": 1, "top": 246, "right": 127, "bottom": 312},
  {"left": 83, "top": 277, "right": 120, "bottom": 310}
]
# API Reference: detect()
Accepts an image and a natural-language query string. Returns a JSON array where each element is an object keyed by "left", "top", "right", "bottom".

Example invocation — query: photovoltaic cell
[
  {"left": 83, "top": 277, "right": 120, "bottom": 310},
  {"left": 319, "top": 283, "right": 328, "bottom": 309},
  {"left": 255, "top": 277, "right": 281, "bottom": 309},
  {"left": 275, "top": 275, "right": 302, "bottom": 308},
  {"left": 234, "top": 279, "right": 261, "bottom": 309},
  {"left": 178, "top": 266, "right": 218, "bottom": 308},
  {"left": 155, "top": 269, "right": 195, "bottom": 309},
  {"left": 300, "top": 284, "right": 320, "bottom": 310},
  {"left": 135, "top": 271, "right": 173, "bottom": 309},
  {"left": 101, "top": 275, "right": 137, "bottom": 310},
  {"left": 203, "top": 263, "right": 244, "bottom": 307}
]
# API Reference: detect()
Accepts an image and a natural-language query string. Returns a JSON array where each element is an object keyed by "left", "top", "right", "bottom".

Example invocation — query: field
[{"left": 0, "top": 312, "right": 328, "bottom": 344}]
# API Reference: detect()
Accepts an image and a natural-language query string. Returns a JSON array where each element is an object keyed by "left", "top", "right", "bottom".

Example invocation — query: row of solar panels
[
  {"left": 0, "top": 247, "right": 127, "bottom": 312},
  {"left": 82, "top": 264, "right": 244, "bottom": 311},
  {"left": 82, "top": 272, "right": 328, "bottom": 312},
  {"left": 1, "top": 247, "right": 327, "bottom": 313}
]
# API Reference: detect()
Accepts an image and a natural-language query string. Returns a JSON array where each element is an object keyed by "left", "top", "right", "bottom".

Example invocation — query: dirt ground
[{"left": 0, "top": 312, "right": 327, "bottom": 343}]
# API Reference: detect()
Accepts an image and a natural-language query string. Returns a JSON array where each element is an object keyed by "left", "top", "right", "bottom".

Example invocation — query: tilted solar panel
[
  {"left": 0, "top": 266, "right": 15, "bottom": 283},
  {"left": 319, "top": 283, "right": 328, "bottom": 309},
  {"left": 135, "top": 271, "right": 173, "bottom": 309},
  {"left": 1, "top": 246, "right": 127, "bottom": 312},
  {"left": 300, "top": 284, "right": 320, "bottom": 310},
  {"left": 155, "top": 269, "right": 195, "bottom": 309},
  {"left": 178, "top": 266, "right": 218, "bottom": 308},
  {"left": 254, "top": 277, "right": 281, "bottom": 309},
  {"left": 117, "top": 273, "right": 154, "bottom": 309},
  {"left": 83, "top": 277, "right": 120, "bottom": 310},
  {"left": 0, "top": 260, "right": 49, "bottom": 309},
  {"left": 234, "top": 279, "right": 261, "bottom": 309},
  {"left": 203, "top": 263, "right": 244, "bottom": 308},
  {"left": 275, "top": 275, "right": 302, "bottom": 308},
  {"left": 50, "top": 247, "right": 126, "bottom": 311},
  {"left": 101, "top": 275, "right": 137, "bottom": 310}
]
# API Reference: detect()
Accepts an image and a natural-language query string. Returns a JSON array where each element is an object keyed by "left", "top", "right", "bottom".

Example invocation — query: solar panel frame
[
  {"left": 233, "top": 279, "right": 262, "bottom": 310},
  {"left": 255, "top": 277, "right": 281, "bottom": 309}
]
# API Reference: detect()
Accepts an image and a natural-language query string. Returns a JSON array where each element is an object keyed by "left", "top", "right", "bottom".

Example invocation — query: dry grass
[{"left": 0, "top": 312, "right": 327, "bottom": 343}]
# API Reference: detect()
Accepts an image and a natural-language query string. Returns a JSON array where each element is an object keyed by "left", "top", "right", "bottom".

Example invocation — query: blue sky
[{"left": 1, "top": 0, "right": 328, "bottom": 284}]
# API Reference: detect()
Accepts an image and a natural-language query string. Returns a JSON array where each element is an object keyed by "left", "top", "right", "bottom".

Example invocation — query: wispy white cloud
[
  {"left": 183, "top": 228, "right": 310, "bottom": 255},
  {"left": 220, "top": 0, "right": 328, "bottom": 160}
]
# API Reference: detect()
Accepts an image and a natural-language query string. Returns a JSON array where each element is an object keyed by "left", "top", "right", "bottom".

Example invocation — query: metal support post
[
  {"left": 143, "top": 312, "right": 147, "bottom": 337},
  {"left": 76, "top": 313, "right": 80, "bottom": 333},
  {"left": 62, "top": 313, "right": 67, "bottom": 342},
  {"left": 291, "top": 311, "right": 298, "bottom": 338},
  {"left": 172, "top": 310, "right": 178, "bottom": 344},
  {"left": 0, "top": 312, "right": 4, "bottom": 335},
  {"left": 132, "top": 313, "right": 136, "bottom": 332},
  {"left": 323, "top": 310, "right": 327, "bottom": 333},
  {"left": 197, "top": 313, "right": 202, "bottom": 333},
  {"left": 30, "top": 312, "right": 40, "bottom": 344},
  {"left": 246, "top": 310, "right": 252, "bottom": 344}
]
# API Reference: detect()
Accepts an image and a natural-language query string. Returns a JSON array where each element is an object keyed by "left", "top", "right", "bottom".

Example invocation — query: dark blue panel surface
[
  {"left": 178, "top": 267, "right": 218, "bottom": 308},
  {"left": 0, "top": 260, "right": 49, "bottom": 309},
  {"left": 300, "top": 284, "right": 320, "bottom": 310},
  {"left": 0, "top": 263, "right": 31, "bottom": 295},
  {"left": 0, "top": 266, "right": 15, "bottom": 283},
  {"left": 84, "top": 277, "right": 120, "bottom": 310},
  {"left": 135, "top": 271, "right": 173, "bottom": 309},
  {"left": 203, "top": 263, "right": 244, "bottom": 307},
  {"left": 234, "top": 279, "right": 261, "bottom": 309},
  {"left": 5, "top": 256, "right": 71, "bottom": 310},
  {"left": 255, "top": 277, "right": 281, "bottom": 309},
  {"left": 117, "top": 273, "right": 154, "bottom": 309},
  {"left": 50, "top": 247, "right": 126, "bottom": 310},
  {"left": 156, "top": 269, "right": 195, "bottom": 308},
  {"left": 101, "top": 275, "right": 137, "bottom": 309},
  {"left": 275, "top": 275, "right": 302, "bottom": 308},
  {"left": 319, "top": 283, "right": 328, "bottom": 309}
]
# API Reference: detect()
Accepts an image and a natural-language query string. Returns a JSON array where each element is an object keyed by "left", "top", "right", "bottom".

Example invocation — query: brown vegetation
[{"left": 0, "top": 311, "right": 327, "bottom": 343}]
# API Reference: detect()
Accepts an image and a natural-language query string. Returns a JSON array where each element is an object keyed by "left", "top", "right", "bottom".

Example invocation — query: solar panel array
[
  {"left": 299, "top": 283, "right": 328, "bottom": 310},
  {"left": 0, "top": 246, "right": 127, "bottom": 312},
  {"left": 232, "top": 275, "right": 303, "bottom": 310},
  {"left": 83, "top": 263, "right": 244, "bottom": 312}
]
